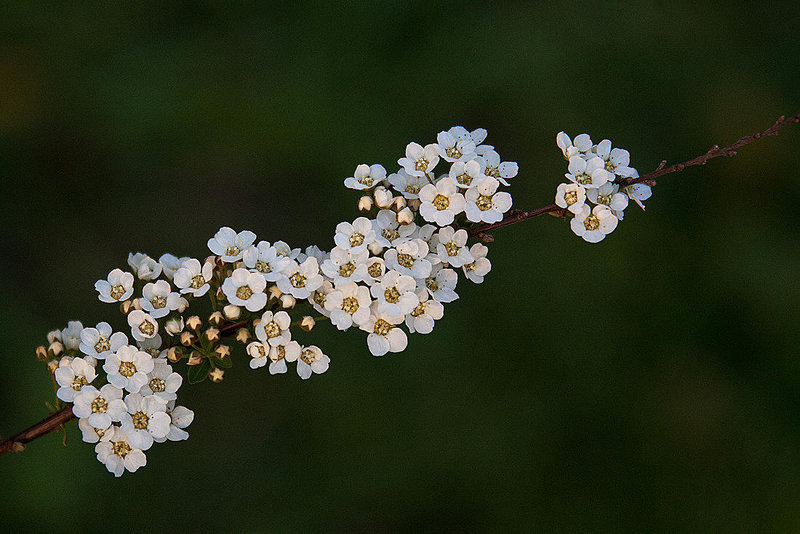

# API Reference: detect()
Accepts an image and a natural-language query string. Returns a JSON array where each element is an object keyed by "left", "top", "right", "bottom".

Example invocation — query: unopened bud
[
  {"left": 131, "top": 298, "right": 142, "bottom": 311},
  {"left": 47, "top": 360, "right": 58, "bottom": 373},
  {"left": 391, "top": 196, "right": 407, "bottom": 212},
  {"left": 205, "top": 328, "right": 221, "bottom": 343},
  {"left": 397, "top": 207, "right": 415, "bottom": 225},
  {"left": 46, "top": 330, "right": 61, "bottom": 344},
  {"left": 186, "top": 316, "right": 202, "bottom": 331},
  {"left": 166, "top": 347, "right": 183, "bottom": 363},
  {"left": 223, "top": 304, "right": 241, "bottom": 321},
  {"left": 187, "top": 351, "right": 203, "bottom": 366},
  {"left": 180, "top": 331, "right": 195, "bottom": 347},
  {"left": 208, "top": 311, "right": 224, "bottom": 327},
  {"left": 119, "top": 300, "right": 134, "bottom": 315},
  {"left": 268, "top": 286, "right": 283, "bottom": 301},
  {"left": 358, "top": 195, "right": 374, "bottom": 212},
  {"left": 48, "top": 341, "right": 63, "bottom": 358},
  {"left": 236, "top": 328, "right": 252, "bottom": 344},
  {"left": 368, "top": 241, "right": 384, "bottom": 255},
  {"left": 214, "top": 345, "right": 231, "bottom": 359},
  {"left": 280, "top": 294, "right": 296, "bottom": 309},
  {"left": 165, "top": 317, "right": 185, "bottom": 336},
  {"left": 215, "top": 287, "right": 227, "bottom": 303},
  {"left": 407, "top": 198, "right": 421, "bottom": 212},
  {"left": 374, "top": 186, "right": 394, "bottom": 208},
  {"left": 299, "top": 316, "right": 316, "bottom": 332},
  {"left": 177, "top": 297, "right": 190, "bottom": 313},
  {"left": 35, "top": 346, "right": 48, "bottom": 362},
  {"left": 208, "top": 367, "right": 225, "bottom": 383}
]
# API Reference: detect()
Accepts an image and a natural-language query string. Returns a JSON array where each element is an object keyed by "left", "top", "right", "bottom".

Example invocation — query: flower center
[
  {"left": 425, "top": 276, "right": 440, "bottom": 292},
  {"left": 414, "top": 158, "right": 428, "bottom": 171},
  {"left": 112, "top": 440, "right": 132, "bottom": 458},
  {"left": 255, "top": 260, "right": 271, "bottom": 273},
  {"left": 71, "top": 376, "right": 88, "bottom": 391},
  {"left": 476, "top": 195, "right": 493, "bottom": 211},
  {"left": 485, "top": 166, "right": 500, "bottom": 178},
  {"left": 151, "top": 296, "right": 167, "bottom": 309},
  {"left": 456, "top": 173, "right": 472, "bottom": 186},
  {"left": 373, "top": 319, "right": 392, "bottom": 336},
  {"left": 405, "top": 183, "right": 420, "bottom": 194},
  {"left": 94, "top": 337, "right": 111, "bottom": 353},
  {"left": 349, "top": 232, "right": 365, "bottom": 247},
  {"left": 368, "top": 263, "right": 383, "bottom": 278},
  {"left": 597, "top": 194, "right": 613, "bottom": 206},
  {"left": 397, "top": 253, "right": 415, "bottom": 268},
  {"left": 584, "top": 214, "right": 601, "bottom": 231},
  {"left": 225, "top": 245, "right": 241, "bottom": 257},
  {"left": 411, "top": 303, "right": 426, "bottom": 317},
  {"left": 190, "top": 274, "right": 206, "bottom": 289},
  {"left": 110, "top": 284, "right": 126, "bottom": 300},
  {"left": 382, "top": 228, "right": 399, "bottom": 242},
  {"left": 313, "top": 290, "right": 327, "bottom": 306},
  {"left": 446, "top": 146, "right": 463, "bottom": 159},
  {"left": 433, "top": 194, "right": 450, "bottom": 211},
  {"left": 91, "top": 396, "right": 108, "bottom": 414},
  {"left": 384, "top": 287, "right": 401, "bottom": 303},
  {"left": 604, "top": 160, "right": 615, "bottom": 172},
  {"left": 358, "top": 175, "right": 374, "bottom": 186},
  {"left": 576, "top": 173, "right": 592, "bottom": 185},
  {"left": 342, "top": 296, "right": 360, "bottom": 314},
  {"left": 236, "top": 286, "right": 253, "bottom": 300},
  {"left": 138, "top": 320, "right": 154, "bottom": 336},
  {"left": 132, "top": 411, "right": 149, "bottom": 430},
  {"left": 94, "top": 427, "right": 106, "bottom": 438},
  {"left": 119, "top": 361, "right": 137, "bottom": 378},
  {"left": 149, "top": 378, "right": 166, "bottom": 393},
  {"left": 290, "top": 272, "right": 307, "bottom": 288},
  {"left": 270, "top": 345, "right": 286, "bottom": 362},
  {"left": 301, "top": 349, "right": 318, "bottom": 364},
  {"left": 338, "top": 262, "right": 355, "bottom": 278},
  {"left": 564, "top": 191, "right": 578, "bottom": 205},
  {"left": 445, "top": 242, "right": 459, "bottom": 256},
  {"left": 264, "top": 321, "right": 281, "bottom": 338}
]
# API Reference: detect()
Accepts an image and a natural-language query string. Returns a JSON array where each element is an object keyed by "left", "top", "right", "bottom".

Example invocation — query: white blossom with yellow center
[
  {"left": 435, "top": 128, "right": 477, "bottom": 163},
  {"left": 565, "top": 155, "right": 610, "bottom": 189},
  {"left": 434, "top": 227, "right": 474, "bottom": 268},
  {"left": 586, "top": 182, "right": 629, "bottom": 219},
  {"left": 79, "top": 321, "right": 128, "bottom": 361},
  {"left": 448, "top": 159, "right": 487, "bottom": 190},
  {"left": 384, "top": 238, "right": 432, "bottom": 279},
  {"left": 127, "top": 252, "right": 163, "bottom": 281},
  {"left": 595, "top": 139, "right": 636, "bottom": 178},
  {"left": 372, "top": 209, "right": 417, "bottom": 249},
  {"left": 344, "top": 163, "right": 387, "bottom": 190},
  {"left": 370, "top": 269, "right": 419, "bottom": 316},
  {"left": 72, "top": 383, "right": 124, "bottom": 430},
  {"left": 321, "top": 246, "right": 369, "bottom": 287},
  {"left": 255, "top": 310, "right": 292, "bottom": 347},
  {"left": 405, "top": 290, "right": 444, "bottom": 334},
  {"left": 276, "top": 257, "right": 323, "bottom": 300},
  {"left": 418, "top": 177, "right": 466, "bottom": 227},
  {"left": 94, "top": 268, "right": 134, "bottom": 303},
  {"left": 243, "top": 241, "right": 292, "bottom": 282},
  {"left": 475, "top": 148, "right": 519, "bottom": 187},
  {"left": 103, "top": 345, "right": 155, "bottom": 393},
  {"left": 569, "top": 204, "right": 619, "bottom": 243},
  {"left": 111, "top": 392, "right": 170, "bottom": 451},
  {"left": 140, "top": 280, "right": 182, "bottom": 319},
  {"left": 334, "top": 217, "right": 376, "bottom": 255},
  {"left": 398, "top": 141, "right": 440, "bottom": 177},
  {"left": 94, "top": 427, "right": 147, "bottom": 477},
  {"left": 420, "top": 264, "right": 460, "bottom": 302},
  {"left": 153, "top": 401, "right": 194, "bottom": 443},
  {"left": 222, "top": 268, "right": 268, "bottom": 312},
  {"left": 296, "top": 345, "right": 330, "bottom": 379},
  {"left": 388, "top": 168, "right": 427, "bottom": 199},
  {"left": 54, "top": 357, "right": 97, "bottom": 402},
  {"left": 207, "top": 226, "right": 257, "bottom": 263},
  {"left": 556, "top": 131, "right": 594, "bottom": 160},
  {"left": 127, "top": 310, "right": 159, "bottom": 342},
  {"left": 555, "top": 182, "right": 588, "bottom": 215},
  {"left": 461, "top": 243, "right": 492, "bottom": 284},
  {"left": 173, "top": 258, "right": 215, "bottom": 297},
  {"left": 464, "top": 177, "right": 513, "bottom": 224},
  {"left": 360, "top": 303, "right": 407, "bottom": 357},
  {"left": 139, "top": 360, "right": 182, "bottom": 402},
  {"left": 325, "top": 282, "right": 372, "bottom": 331}
]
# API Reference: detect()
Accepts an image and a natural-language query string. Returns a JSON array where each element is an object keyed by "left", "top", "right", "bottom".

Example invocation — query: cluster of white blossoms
[{"left": 555, "top": 132, "right": 652, "bottom": 243}]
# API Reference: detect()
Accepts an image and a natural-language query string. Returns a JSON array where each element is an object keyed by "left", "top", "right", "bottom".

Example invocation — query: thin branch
[
  {"left": 469, "top": 113, "right": 800, "bottom": 240},
  {"left": 0, "top": 405, "right": 75, "bottom": 456}
]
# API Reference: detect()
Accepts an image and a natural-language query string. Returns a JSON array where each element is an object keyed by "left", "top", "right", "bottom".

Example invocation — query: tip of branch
[
  {"left": 11, "top": 442, "right": 24, "bottom": 452},
  {"left": 475, "top": 232, "right": 494, "bottom": 243},
  {"left": 656, "top": 160, "right": 667, "bottom": 171}
]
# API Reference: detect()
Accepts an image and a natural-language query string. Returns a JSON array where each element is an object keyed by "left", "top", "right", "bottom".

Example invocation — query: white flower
[
  {"left": 462, "top": 244, "right": 491, "bottom": 284},
  {"left": 127, "top": 310, "right": 159, "bottom": 342},
  {"left": 95, "top": 427, "right": 147, "bottom": 477},
  {"left": 78, "top": 417, "right": 111, "bottom": 444},
  {"left": 595, "top": 139, "right": 636, "bottom": 178},
  {"left": 321, "top": 247, "right": 369, "bottom": 287},
  {"left": 79, "top": 322, "right": 128, "bottom": 360},
  {"left": 310, "top": 280, "right": 335, "bottom": 315},
  {"left": 247, "top": 341, "right": 269, "bottom": 369},
  {"left": 586, "top": 182, "right": 629, "bottom": 217},
  {"left": 222, "top": 268, "right": 268, "bottom": 312},
  {"left": 555, "top": 183, "right": 588, "bottom": 214},
  {"left": 128, "top": 252, "right": 163, "bottom": 281},
  {"left": 54, "top": 357, "right": 96, "bottom": 402},
  {"left": 95, "top": 268, "right": 135, "bottom": 303},
  {"left": 61, "top": 321, "right": 84, "bottom": 351},
  {"left": 476, "top": 149, "right": 518, "bottom": 186},
  {"left": 570, "top": 204, "right": 619, "bottom": 243},
  {"left": 405, "top": 291, "right": 444, "bottom": 334},
  {"left": 207, "top": 226, "right": 256, "bottom": 263},
  {"left": 360, "top": 305, "right": 407, "bottom": 357},
  {"left": 325, "top": 282, "right": 372, "bottom": 331},
  {"left": 624, "top": 182, "right": 652, "bottom": 210},
  {"left": 398, "top": 142, "right": 440, "bottom": 177},
  {"left": 384, "top": 239, "right": 432, "bottom": 279},
  {"left": 388, "top": 168, "right": 427, "bottom": 199},
  {"left": 139, "top": 360, "right": 182, "bottom": 402},
  {"left": 344, "top": 163, "right": 387, "bottom": 190},
  {"left": 72, "top": 384, "right": 124, "bottom": 430},
  {"left": 298, "top": 245, "right": 329, "bottom": 264},
  {"left": 419, "top": 178, "right": 466, "bottom": 226},
  {"left": 158, "top": 253, "right": 190, "bottom": 280},
  {"left": 296, "top": 345, "right": 330, "bottom": 379},
  {"left": 334, "top": 217, "right": 376, "bottom": 255},
  {"left": 273, "top": 241, "right": 301, "bottom": 260},
  {"left": 104, "top": 345, "right": 155, "bottom": 393},
  {"left": 140, "top": 280, "right": 181, "bottom": 319},
  {"left": 371, "top": 270, "right": 418, "bottom": 316},
  {"left": 113, "top": 392, "right": 170, "bottom": 451},
  {"left": 566, "top": 156, "right": 610, "bottom": 189},
  {"left": 372, "top": 209, "right": 416, "bottom": 248},
  {"left": 153, "top": 401, "right": 194, "bottom": 443},
  {"left": 173, "top": 258, "right": 215, "bottom": 297},
  {"left": 421, "top": 265, "right": 459, "bottom": 302},
  {"left": 436, "top": 128, "right": 477, "bottom": 162},
  {"left": 464, "top": 177, "right": 512, "bottom": 223},
  {"left": 270, "top": 341, "right": 302, "bottom": 375},
  {"left": 449, "top": 159, "right": 486, "bottom": 189},
  {"left": 164, "top": 316, "right": 184, "bottom": 336},
  {"left": 255, "top": 310, "right": 292, "bottom": 347},
  {"left": 362, "top": 257, "right": 386, "bottom": 286},
  {"left": 136, "top": 333, "right": 164, "bottom": 359},
  {"left": 556, "top": 132, "right": 593, "bottom": 159},
  {"left": 435, "top": 227, "right": 474, "bottom": 268},
  {"left": 276, "top": 257, "right": 323, "bottom": 299}
]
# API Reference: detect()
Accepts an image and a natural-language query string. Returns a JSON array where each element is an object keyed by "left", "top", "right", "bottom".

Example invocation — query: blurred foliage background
[{"left": 1, "top": 1, "right": 799, "bottom": 531}]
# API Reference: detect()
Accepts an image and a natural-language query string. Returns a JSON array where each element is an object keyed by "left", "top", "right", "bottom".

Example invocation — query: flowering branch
[
  {"left": 0, "top": 405, "right": 74, "bottom": 456},
  {"left": 469, "top": 113, "right": 800, "bottom": 241}
]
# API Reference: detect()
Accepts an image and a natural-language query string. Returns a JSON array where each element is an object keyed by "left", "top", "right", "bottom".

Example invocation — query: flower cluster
[{"left": 555, "top": 132, "right": 652, "bottom": 243}]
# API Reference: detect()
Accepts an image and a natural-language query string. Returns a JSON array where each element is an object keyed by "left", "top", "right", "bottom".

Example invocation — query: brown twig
[
  {"left": 469, "top": 113, "right": 800, "bottom": 240},
  {"left": 0, "top": 405, "right": 75, "bottom": 456}
]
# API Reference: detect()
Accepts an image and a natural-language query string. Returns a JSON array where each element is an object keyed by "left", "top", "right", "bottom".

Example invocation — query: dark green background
[{"left": 1, "top": 2, "right": 799, "bottom": 532}]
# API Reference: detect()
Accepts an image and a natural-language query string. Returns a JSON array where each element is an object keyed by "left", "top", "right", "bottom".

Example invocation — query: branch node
[
  {"left": 11, "top": 442, "right": 25, "bottom": 453},
  {"left": 476, "top": 232, "right": 494, "bottom": 243}
]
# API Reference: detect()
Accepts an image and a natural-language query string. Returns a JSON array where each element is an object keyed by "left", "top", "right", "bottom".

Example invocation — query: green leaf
[
  {"left": 188, "top": 358, "right": 212, "bottom": 384},
  {"left": 212, "top": 356, "right": 233, "bottom": 369}
]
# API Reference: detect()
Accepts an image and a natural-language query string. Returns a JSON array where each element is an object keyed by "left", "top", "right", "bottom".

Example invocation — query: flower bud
[
  {"left": 236, "top": 328, "right": 252, "bottom": 344},
  {"left": 35, "top": 346, "right": 48, "bottom": 362},
  {"left": 214, "top": 345, "right": 231, "bottom": 359},
  {"left": 208, "top": 311, "right": 224, "bottom": 327},
  {"left": 205, "top": 328, "right": 221, "bottom": 343},
  {"left": 47, "top": 360, "right": 58, "bottom": 373},
  {"left": 119, "top": 300, "right": 134, "bottom": 315},
  {"left": 165, "top": 317, "right": 184, "bottom": 336},
  {"left": 223, "top": 304, "right": 241, "bottom": 321},
  {"left": 177, "top": 297, "right": 190, "bottom": 313},
  {"left": 186, "top": 316, "right": 202, "bottom": 331},
  {"left": 131, "top": 298, "right": 143, "bottom": 311},
  {"left": 391, "top": 196, "right": 407, "bottom": 212},
  {"left": 166, "top": 347, "right": 183, "bottom": 363},
  {"left": 187, "top": 351, "right": 203, "bottom": 366},
  {"left": 374, "top": 186, "right": 394, "bottom": 208},
  {"left": 299, "top": 316, "right": 316, "bottom": 332},
  {"left": 46, "top": 330, "right": 61, "bottom": 344},
  {"left": 180, "top": 331, "right": 195, "bottom": 347},
  {"left": 407, "top": 198, "right": 421, "bottom": 212},
  {"left": 215, "top": 287, "right": 227, "bottom": 302},
  {"left": 280, "top": 294, "right": 296, "bottom": 309},
  {"left": 209, "top": 367, "right": 225, "bottom": 383},
  {"left": 268, "top": 286, "right": 283, "bottom": 301},
  {"left": 368, "top": 241, "right": 384, "bottom": 255},
  {"left": 358, "top": 195, "right": 374, "bottom": 212},
  {"left": 397, "top": 207, "right": 415, "bottom": 225},
  {"left": 48, "top": 341, "right": 63, "bottom": 358}
]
